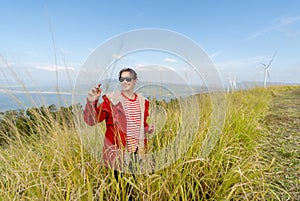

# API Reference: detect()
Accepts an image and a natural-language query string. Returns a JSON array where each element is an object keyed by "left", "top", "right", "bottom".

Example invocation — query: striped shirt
[{"left": 122, "top": 93, "right": 141, "bottom": 153}]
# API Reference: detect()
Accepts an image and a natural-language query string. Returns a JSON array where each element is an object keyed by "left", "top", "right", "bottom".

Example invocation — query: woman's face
[{"left": 120, "top": 71, "right": 136, "bottom": 92}]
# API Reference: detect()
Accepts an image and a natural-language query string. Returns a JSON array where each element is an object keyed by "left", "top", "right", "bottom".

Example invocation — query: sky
[{"left": 1, "top": 0, "right": 300, "bottom": 92}]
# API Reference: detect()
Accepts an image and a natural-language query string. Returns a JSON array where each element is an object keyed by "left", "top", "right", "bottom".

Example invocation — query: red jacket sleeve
[
  {"left": 83, "top": 97, "right": 111, "bottom": 126},
  {"left": 144, "top": 99, "right": 152, "bottom": 134}
]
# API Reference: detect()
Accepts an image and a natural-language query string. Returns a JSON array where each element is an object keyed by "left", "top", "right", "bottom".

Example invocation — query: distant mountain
[{"left": 236, "top": 81, "right": 300, "bottom": 90}]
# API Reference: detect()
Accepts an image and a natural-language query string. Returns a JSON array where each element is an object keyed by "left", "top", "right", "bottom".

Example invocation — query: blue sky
[{"left": 1, "top": 0, "right": 300, "bottom": 90}]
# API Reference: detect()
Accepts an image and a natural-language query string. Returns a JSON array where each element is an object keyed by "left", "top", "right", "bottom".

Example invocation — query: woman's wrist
[{"left": 87, "top": 98, "right": 98, "bottom": 103}]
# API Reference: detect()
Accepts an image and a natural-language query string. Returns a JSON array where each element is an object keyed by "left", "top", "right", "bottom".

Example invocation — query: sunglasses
[{"left": 119, "top": 77, "right": 134, "bottom": 82}]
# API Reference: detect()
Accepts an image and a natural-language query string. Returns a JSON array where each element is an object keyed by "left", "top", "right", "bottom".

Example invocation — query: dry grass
[{"left": 0, "top": 85, "right": 299, "bottom": 200}]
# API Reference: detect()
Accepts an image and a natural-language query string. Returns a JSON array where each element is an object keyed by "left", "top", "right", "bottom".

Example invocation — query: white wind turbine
[
  {"left": 261, "top": 52, "right": 277, "bottom": 88},
  {"left": 232, "top": 74, "right": 237, "bottom": 90},
  {"left": 227, "top": 72, "right": 237, "bottom": 93}
]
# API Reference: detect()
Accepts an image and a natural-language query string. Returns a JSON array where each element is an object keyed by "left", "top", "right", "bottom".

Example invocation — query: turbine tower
[{"left": 261, "top": 52, "right": 277, "bottom": 88}]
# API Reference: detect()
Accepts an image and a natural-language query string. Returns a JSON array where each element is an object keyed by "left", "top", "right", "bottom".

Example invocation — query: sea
[
  {"left": 0, "top": 92, "right": 75, "bottom": 112},
  {"left": 2, "top": 81, "right": 296, "bottom": 113},
  {"left": 0, "top": 87, "right": 183, "bottom": 112}
]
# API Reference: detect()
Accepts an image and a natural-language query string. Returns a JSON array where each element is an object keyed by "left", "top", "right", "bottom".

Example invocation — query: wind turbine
[
  {"left": 261, "top": 52, "right": 277, "bottom": 88},
  {"left": 227, "top": 72, "right": 237, "bottom": 93},
  {"left": 232, "top": 74, "right": 237, "bottom": 90}
]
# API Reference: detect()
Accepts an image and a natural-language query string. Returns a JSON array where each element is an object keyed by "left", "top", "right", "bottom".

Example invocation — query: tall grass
[{"left": 0, "top": 86, "right": 296, "bottom": 200}]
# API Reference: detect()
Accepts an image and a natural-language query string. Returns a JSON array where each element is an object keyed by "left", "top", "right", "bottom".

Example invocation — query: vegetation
[
  {"left": 0, "top": 86, "right": 299, "bottom": 200},
  {"left": 258, "top": 86, "right": 300, "bottom": 200}
]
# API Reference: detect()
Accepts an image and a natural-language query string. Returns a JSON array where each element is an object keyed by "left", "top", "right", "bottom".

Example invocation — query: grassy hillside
[
  {"left": 0, "top": 86, "right": 299, "bottom": 200},
  {"left": 258, "top": 86, "right": 300, "bottom": 200}
]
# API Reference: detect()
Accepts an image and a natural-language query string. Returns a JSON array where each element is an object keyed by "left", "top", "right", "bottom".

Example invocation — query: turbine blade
[
  {"left": 260, "top": 62, "right": 266, "bottom": 67},
  {"left": 267, "top": 51, "right": 277, "bottom": 67}
]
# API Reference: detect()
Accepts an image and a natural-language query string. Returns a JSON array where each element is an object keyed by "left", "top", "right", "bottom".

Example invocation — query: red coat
[{"left": 83, "top": 92, "right": 151, "bottom": 168}]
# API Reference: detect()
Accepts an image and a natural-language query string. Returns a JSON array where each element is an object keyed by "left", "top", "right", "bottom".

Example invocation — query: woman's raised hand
[{"left": 87, "top": 84, "right": 102, "bottom": 102}]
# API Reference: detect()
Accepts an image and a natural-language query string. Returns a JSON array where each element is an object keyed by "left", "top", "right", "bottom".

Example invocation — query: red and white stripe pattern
[{"left": 122, "top": 94, "right": 141, "bottom": 153}]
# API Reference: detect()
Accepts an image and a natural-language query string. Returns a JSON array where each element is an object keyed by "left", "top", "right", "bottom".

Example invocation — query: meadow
[{"left": 0, "top": 85, "right": 299, "bottom": 200}]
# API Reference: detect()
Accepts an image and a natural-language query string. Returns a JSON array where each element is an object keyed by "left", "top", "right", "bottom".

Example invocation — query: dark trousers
[{"left": 113, "top": 152, "right": 138, "bottom": 200}]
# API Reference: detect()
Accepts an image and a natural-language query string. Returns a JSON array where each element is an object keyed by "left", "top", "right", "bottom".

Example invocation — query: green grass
[{"left": 0, "top": 85, "right": 299, "bottom": 200}]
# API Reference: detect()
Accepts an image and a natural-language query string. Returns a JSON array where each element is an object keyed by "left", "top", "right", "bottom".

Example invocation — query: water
[
  {"left": 0, "top": 83, "right": 210, "bottom": 112},
  {"left": 0, "top": 92, "right": 74, "bottom": 112}
]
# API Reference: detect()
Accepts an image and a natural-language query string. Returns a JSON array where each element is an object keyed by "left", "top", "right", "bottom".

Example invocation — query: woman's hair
[{"left": 118, "top": 68, "right": 137, "bottom": 80}]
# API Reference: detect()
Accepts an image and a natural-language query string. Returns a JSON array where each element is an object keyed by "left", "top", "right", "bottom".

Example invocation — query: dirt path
[{"left": 262, "top": 86, "right": 300, "bottom": 200}]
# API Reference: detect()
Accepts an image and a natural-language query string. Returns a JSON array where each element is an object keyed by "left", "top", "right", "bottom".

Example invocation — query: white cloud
[
  {"left": 249, "top": 16, "right": 300, "bottom": 39},
  {"left": 35, "top": 65, "right": 75, "bottom": 72},
  {"left": 163, "top": 57, "right": 178, "bottom": 63},
  {"left": 135, "top": 64, "right": 176, "bottom": 72}
]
